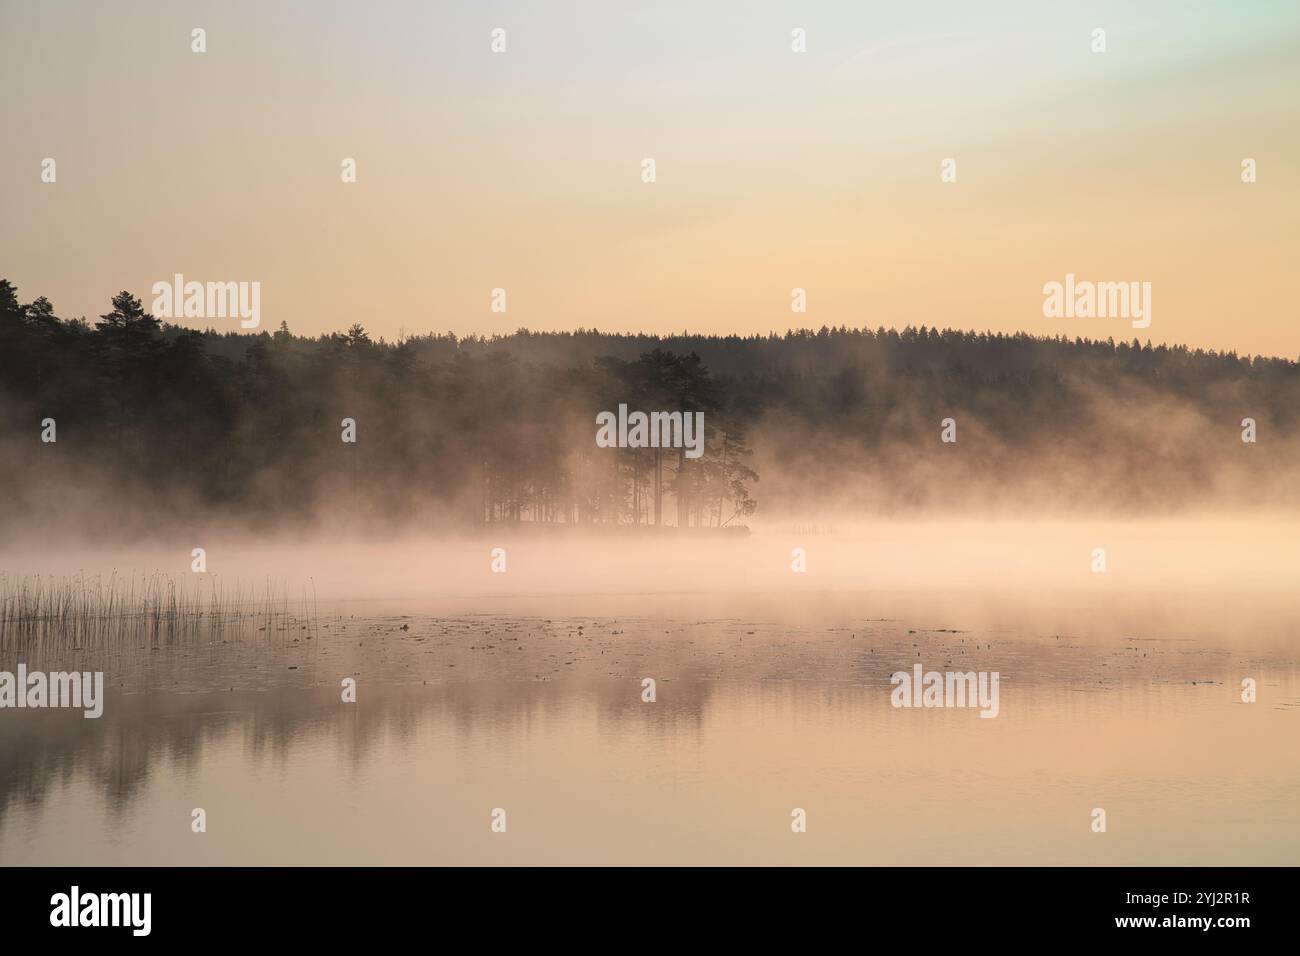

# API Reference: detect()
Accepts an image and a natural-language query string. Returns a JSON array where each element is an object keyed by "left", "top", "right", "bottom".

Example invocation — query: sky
[{"left": 1, "top": 0, "right": 1297, "bottom": 355}]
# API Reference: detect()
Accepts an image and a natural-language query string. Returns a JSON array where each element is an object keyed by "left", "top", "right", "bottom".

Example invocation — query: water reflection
[{"left": 1, "top": 594, "right": 1298, "bottom": 865}]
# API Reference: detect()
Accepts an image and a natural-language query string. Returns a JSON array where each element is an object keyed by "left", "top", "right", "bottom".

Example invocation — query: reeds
[{"left": 0, "top": 571, "right": 318, "bottom": 650}]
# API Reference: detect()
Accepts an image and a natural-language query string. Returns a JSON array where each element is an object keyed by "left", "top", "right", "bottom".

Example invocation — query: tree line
[
  {"left": 3, "top": 276, "right": 1299, "bottom": 533},
  {"left": 0, "top": 280, "right": 756, "bottom": 532}
]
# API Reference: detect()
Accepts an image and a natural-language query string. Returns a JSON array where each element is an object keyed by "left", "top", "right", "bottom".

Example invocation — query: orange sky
[{"left": 2, "top": 1, "right": 1297, "bottom": 355}]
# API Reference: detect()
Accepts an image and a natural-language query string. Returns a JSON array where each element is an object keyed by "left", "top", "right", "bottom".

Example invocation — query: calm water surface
[{"left": 2, "top": 589, "right": 1297, "bottom": 865}]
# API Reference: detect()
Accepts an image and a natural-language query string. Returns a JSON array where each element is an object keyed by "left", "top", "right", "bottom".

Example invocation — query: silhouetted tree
[{"left": 4, "top": 274, "right": 1299, "bottom": 533}]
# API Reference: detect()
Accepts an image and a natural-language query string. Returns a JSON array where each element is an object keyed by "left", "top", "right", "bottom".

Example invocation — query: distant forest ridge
[
  {"left": 5, "top": 279, "right": 1300, "bottom": 365},
  {"left": 2, "top": 279, "right": 1298, "bottom": 535}
]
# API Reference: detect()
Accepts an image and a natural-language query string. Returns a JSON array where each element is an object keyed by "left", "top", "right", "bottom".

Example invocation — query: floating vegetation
[{"left": 0, "top": 571, "right": 318, "bottom": 649}]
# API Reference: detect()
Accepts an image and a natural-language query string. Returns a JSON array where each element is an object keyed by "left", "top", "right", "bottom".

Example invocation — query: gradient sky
[{"left": 2, "top": 0, "right": 1297, "bottom": 355}]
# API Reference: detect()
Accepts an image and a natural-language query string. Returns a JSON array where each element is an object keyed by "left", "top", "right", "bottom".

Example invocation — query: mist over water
[
  {"left": 3, "top": 514, "right": 1298, "bottom": 865},
  {"left": 7, "top": 513, "right": 1300, "bottom": 600}
]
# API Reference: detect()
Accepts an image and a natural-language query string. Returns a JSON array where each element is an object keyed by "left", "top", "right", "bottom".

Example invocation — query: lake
[{"left": 2, "top": 532, "right": 1297, "bottom": 865}]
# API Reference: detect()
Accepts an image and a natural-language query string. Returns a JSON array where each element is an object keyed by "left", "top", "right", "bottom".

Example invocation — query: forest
[{"left": 3, "top": 276, "right": 1299, "bottom": 537}]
